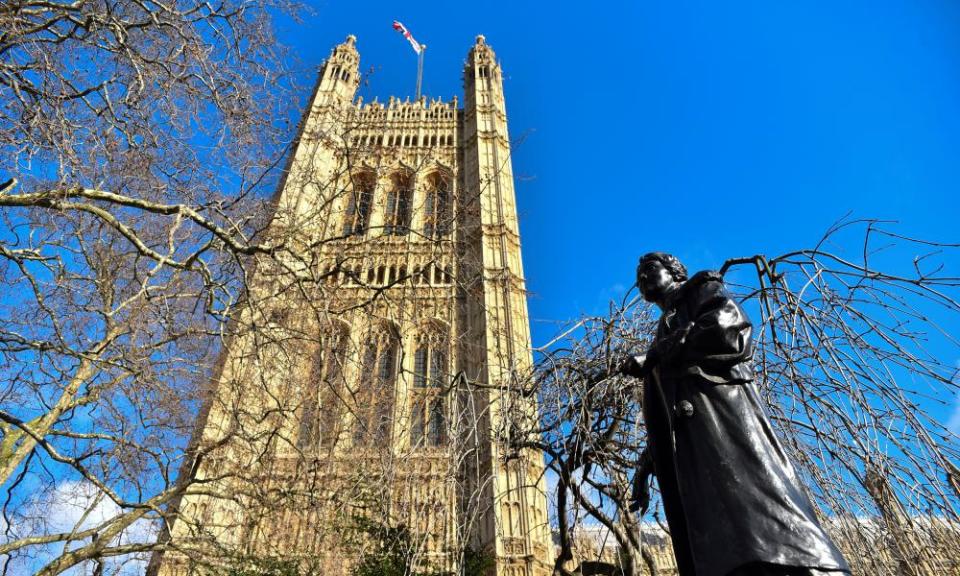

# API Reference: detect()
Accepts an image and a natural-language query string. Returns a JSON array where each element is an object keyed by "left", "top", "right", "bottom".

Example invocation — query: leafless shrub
[{"left": 514, "top": 218, "right": 960, "bottom": 575}]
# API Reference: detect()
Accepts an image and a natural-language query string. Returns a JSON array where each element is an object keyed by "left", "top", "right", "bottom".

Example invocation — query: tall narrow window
[
  {"left": 353, "top": 329, "right": 398, "bottom": 446},
  {"left": 430, "top": 346, "right": 447, "bottom": 387},
  {"left": 411, "top": 398, "right": 445, "bottom": 448},
  {"left": 428, "top": 401, "right": 445, "bottom": 447},
  {"left": 410, "top": 327, "right": 448, "bottom": 448},
  {"left": 343, "top": 175, "right": 374, "bottom": 236},
  {"left": 298, "top": 326, "right": 349, "bottom": 451},
  {"left": 384, "top": 174, "right": 412, "bottom": 236},
  {"left": 413, "top": 339, "right": 446, "bottom": 388},
  {"left": 414, "top": 346, "right": 428, "bottom": 388},
  {"left": 422, "top": 174, "right": 451, "bottom": 239},
  {"left": 411, "top": 398, "right": 427, "bottom": 447}
]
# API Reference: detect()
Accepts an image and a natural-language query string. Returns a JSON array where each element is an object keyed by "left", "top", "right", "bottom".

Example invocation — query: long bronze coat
[{"left": 638, "top": 271, "right": 849, "bottom": 576}]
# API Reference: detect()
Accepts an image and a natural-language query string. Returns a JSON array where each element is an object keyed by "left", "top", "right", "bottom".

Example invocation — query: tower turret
[
  {"left": 461, "top": 35, "right": 553, "bottom": 576},
  {"left": 464, "top": 35, "right": 506, "bottom": 115},
  {"left": 278, "top": 35, "right": 361, "bottom": 226},
  {"left": 315, "top": 34, "right": 360, "bottom": 108}
]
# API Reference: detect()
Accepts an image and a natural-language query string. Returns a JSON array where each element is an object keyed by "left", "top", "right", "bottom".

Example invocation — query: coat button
[{"left": 677, "top": 400, "right": 694, "bottom": 418}]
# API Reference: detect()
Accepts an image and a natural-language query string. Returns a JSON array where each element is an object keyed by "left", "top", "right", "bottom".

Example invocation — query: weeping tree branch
[{"left": 509, "top": 217, "right": 959, "bottom": 575}]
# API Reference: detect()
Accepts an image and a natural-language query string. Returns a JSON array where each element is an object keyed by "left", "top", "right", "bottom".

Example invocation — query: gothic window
[
  {"left": 413, "top": 338, "right": 446, "bottom": 389},
  {"left": 428, "top": 401, "right": 445, "bottom": 446},
  {"left": 384, "top": 174, "right": 412, "bottom": 235},
  {"left": 298, "top": 324, "right": 349, "bottom": 452},
  {"left": 512, "top": 503, "right": 522, "bottom": 535},
  {"left": 411, "top": 398, "right": 446, "bottom": 449},
  {"left": 342, "top": 174, "right": 373, "bottom": 236},
  {"left": 353, "top": 327, "right": 398, "bottom": 446},
  {"left": 422, "top": 173, "right": 451, "bottom": 239},
  {"left": 410, "top": 326, "right": 448, "bottom": 448}
]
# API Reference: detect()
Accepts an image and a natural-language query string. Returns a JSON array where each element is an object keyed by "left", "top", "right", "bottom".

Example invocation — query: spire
[
  {"left": 464, "top": 34, "right": 498, "bottom": 83},
  {"left": 316, "top": 35, "right": 360, "bottom": 106},
  {"left": 463, "top": 33, "right": 504, "bottom": 114},
  {"left": 464, "top": 34, "right": 503, "bottom": 93}
]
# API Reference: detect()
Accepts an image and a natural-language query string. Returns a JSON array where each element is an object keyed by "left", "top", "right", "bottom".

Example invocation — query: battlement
[
  {"left": 340, "top": 95, "right": 461, "bottom": 150},
  {"left": 352, "top": 95, "right": 460, "bottom": 119}
]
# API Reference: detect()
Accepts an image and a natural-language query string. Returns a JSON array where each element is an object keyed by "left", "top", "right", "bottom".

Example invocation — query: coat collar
[{"left": 665, "top": 270, "right": 721, "bottom": 309}]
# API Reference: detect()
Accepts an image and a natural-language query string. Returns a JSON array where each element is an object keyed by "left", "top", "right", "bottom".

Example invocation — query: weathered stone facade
[
  {"left": 152, "top": 35, "right": 552, "bottom": 576},
  {"left": 564, "top": 519, "right": 960, "bottom": 576}
]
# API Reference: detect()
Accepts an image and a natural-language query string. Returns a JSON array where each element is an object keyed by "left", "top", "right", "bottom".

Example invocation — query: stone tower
[{"left": 153, "top": 35, "right": 552, "bottom": 576}]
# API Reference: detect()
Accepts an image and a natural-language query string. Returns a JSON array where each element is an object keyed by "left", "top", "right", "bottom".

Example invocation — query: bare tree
[
  {"left": 0, "top": 1, "right": 310, "bottom": 573},
  {"left": 511, "top": 218, "right": 960, "bottom": 575},
  {"left": 0, "top": 8, "right": 541, "bottom": 574}
]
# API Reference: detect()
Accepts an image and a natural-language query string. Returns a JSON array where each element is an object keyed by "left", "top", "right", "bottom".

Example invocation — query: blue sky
[
  {"left": 278, "top": 1, "right": 959, "bottom": 417},
  {"left": 283, "top": 0, "right": 958, "bottom": 318}
]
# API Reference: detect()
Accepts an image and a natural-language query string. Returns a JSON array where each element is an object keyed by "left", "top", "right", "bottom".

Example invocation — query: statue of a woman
[{"left": 620, "top": 252, "right": 849, "bottom": 576}]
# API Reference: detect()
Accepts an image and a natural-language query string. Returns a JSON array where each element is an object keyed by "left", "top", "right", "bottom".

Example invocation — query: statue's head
[{"left": 637, "top": 252, "right": 687, "bottom": 304}]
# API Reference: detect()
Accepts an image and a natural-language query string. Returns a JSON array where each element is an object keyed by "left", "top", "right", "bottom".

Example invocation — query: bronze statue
[{"left": 619, "top": 252, "right": 850, "bottom": 576}]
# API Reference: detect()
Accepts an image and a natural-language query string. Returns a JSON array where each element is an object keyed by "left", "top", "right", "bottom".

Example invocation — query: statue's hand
[
  {"left": 618, "top": 354, "right": 647, "bottom": 378},
  {"left": 630, "top": 448, "right": 654, "bottom": 515},
  {"left": 630, "top": 477, "right": 650, "bottom": 515}
]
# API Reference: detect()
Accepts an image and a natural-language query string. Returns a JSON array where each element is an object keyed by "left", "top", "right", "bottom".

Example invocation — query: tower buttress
[
  {"left": 462, "top": 35, "right": 553, "bottom": 576},
  {"left": 276, "top": 35, "right": 361, "bottom": 232}
]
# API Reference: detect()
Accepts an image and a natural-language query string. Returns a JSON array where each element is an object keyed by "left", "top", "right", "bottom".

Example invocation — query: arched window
[
  {"left": 413, "top": 334, "right": 446, "bottom": 389},
  {"left": 410, "top": 326, "right": 448, "bottom": 448},
  {"left": 342, "top": 174, "right": 374, "bottom": 236},
  {"left": 353, "top": 326, "right": 398, "bottom": 446},
  {"left": 298, "top": 324, "right": 350, "bottom": 452},
  {"left": 422, "top": 173, "right": 451, "bottom": 239},
  {"left": 384, "top": 173, "right": 412, "bottom": 236}
]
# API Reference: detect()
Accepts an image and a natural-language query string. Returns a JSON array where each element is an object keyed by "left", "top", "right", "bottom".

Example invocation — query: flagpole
[
  {"left": 392, "top": 21, "right": 424, "bottom": 99},
  {"left": 416, "top": 45, "right": 425, "bottom": 100}
]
